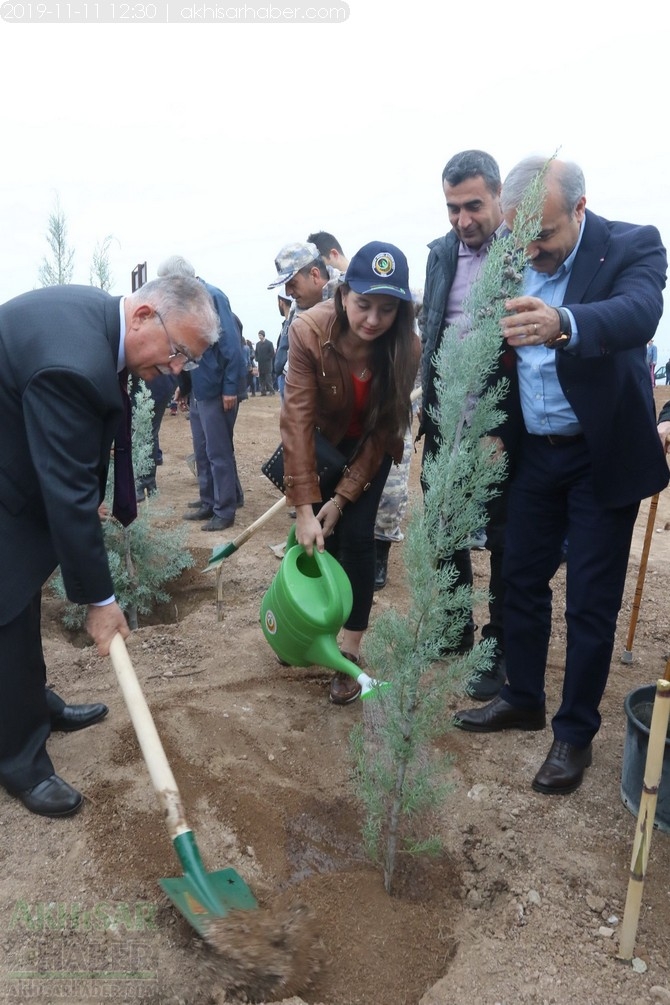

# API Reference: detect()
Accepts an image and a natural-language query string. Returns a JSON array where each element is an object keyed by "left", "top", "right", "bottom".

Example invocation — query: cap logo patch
[{"left": 372, "top": 252, "right": 395, "bottom": 278}]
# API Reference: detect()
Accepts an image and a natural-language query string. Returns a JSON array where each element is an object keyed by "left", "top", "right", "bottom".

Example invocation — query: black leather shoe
[
  {"left": 183, "top": 504, "right": 214, "bottom": 521},
  {"left": 201, "top": 516, "right": 235, "bottom": 531},
  {"left": 51, "top": 703, "right": 108, "bottom": 732},
  {"left": 465, "top": 650, "right": 507, "bottom": 702},
  {"left": 14, "top": 774, "right": 83, "bottom": 817},
  {"left": 454, "top": 694, "right": 546, "bottom": 733},
  {"left": 532, "top": 739, "right": 593, "bottom": 795}
]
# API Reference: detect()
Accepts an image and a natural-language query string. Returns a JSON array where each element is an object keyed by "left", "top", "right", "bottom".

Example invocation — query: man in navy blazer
[
  {"left": 0, "top": 276, "right": 219, "bottom": 817},
  {"left": 456, "top": 156, "right": 669, "bottom": 795}
]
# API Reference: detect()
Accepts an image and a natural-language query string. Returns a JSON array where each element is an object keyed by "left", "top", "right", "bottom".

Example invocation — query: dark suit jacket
[
  {"left": 0, "top": 285, "right": 124, "bottom": 625},
  {"left": 523, "top": 210, "right": 669, "bottom": 509}
]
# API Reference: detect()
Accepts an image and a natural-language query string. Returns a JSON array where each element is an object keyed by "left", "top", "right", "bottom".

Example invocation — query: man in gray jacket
[{"left": 420, "top": 149, "right": 509, "bottom": 701}]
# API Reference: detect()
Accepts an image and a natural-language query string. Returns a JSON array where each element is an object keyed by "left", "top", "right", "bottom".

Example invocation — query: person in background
[
  {"left": 455, "top": 156, "right": 669, "bottom": 797},
  {"left": 245, "top": 339, "right": 258, "bottom": 396},
  {"left": 274, "top": 294, "right": 293, "bottom": 401},
  {"left": 254, "top": 330, "right": 275, "bottom": 396},
  {"left": 241, "top": 331, "right": 253, "bottom": 393},
  {"left": 158, "top": 255, "right": 247, "bottom": 532},
  {"left": 307, "top": 230, "right": 350, "bottom": 275},
  {"left": 281, "top": 241, "right": 419, "bottom": 704},
  {"left": 647, "top": 338, "right": 658, "bottom": 386},
  {"left": 268, "top": 243, "right": 331, "bottom": 403}
]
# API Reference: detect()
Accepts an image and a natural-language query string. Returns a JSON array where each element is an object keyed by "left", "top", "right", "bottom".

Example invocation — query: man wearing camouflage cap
[{"left": 268, "top": 242, "right": 330, "bottom": 400}]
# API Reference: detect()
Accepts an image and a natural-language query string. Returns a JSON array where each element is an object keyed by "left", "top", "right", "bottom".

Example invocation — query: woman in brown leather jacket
[{"left": 280, "top": 241, "right": 420, "bottom": 704}]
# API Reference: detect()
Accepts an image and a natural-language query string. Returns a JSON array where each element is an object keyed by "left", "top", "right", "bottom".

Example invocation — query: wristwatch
[{"left": 546, "top": 307, "right": 572, "bottom": 349}]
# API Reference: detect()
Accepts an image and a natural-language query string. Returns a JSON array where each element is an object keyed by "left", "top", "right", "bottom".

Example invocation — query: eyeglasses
[{"left": 154, "top": 310, "right": 201, "bottom": 372}]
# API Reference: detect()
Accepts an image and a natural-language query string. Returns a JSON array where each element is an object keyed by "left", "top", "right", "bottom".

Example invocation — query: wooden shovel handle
[
  {"left": 205, "top": 495, "right": 287, "bottom": 572},
  {"left": 109, "top": 633, "right": 189, "bottom": 840},
  {"left": 230, "top": 494, "right": 287, "bottom": 550}
]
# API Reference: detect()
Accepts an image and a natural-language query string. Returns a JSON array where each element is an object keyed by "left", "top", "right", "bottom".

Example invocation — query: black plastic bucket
[{"left": 621, "top": 684, "right": 670, "bottom": 833}]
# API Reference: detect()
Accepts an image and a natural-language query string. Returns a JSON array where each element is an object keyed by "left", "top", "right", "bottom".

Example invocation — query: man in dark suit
[
  {"left": 0, "top": 276, "right": 219, "bottom": 817},
  {"left": 455, "top": 156, "right": 669, "bottom": 795}
]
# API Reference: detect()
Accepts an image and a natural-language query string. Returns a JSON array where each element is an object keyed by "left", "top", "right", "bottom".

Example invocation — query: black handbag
[{"left": 261, "top": 430, "right": 349, "bottom": 499}]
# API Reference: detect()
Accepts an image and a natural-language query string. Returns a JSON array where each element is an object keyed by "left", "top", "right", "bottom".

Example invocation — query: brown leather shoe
[
  {"left": 532, "top": 739, "right": 593, "bottom": 795},
  {"left": 330, "top": 652, "right": 362, "bottom": 705},
  {"left": 454, "top": 694, "right": 546, "bottom": 733}
]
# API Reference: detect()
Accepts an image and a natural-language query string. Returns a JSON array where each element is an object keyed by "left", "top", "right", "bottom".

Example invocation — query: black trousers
[
  {"left": 325, "top": 448, "right": 392, "bottom": 632},
  {"left": 499, "top": 434, "right": 639, "bottom": 746},
  {"left": 0, "top": 592, "right": 61, "bottom": 791}
]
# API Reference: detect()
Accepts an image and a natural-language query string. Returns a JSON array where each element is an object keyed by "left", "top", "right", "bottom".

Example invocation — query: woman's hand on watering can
[{"left": 295, "top": 505, "right": 326, "bottom": 556}]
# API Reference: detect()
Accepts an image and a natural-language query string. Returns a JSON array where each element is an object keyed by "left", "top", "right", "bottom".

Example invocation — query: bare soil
[{"left": 2, "top": 388, "right": 670, "bottom": 1005}]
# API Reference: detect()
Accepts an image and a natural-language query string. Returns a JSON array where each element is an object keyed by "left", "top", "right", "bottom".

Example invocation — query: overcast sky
[{"left": 2, "top": 1, "right": 670, "bottom": 362}]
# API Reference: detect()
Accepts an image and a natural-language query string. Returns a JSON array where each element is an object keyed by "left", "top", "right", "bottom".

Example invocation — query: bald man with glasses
[{"left": 0, "top": 276, "right": 218, "bottom": 817}]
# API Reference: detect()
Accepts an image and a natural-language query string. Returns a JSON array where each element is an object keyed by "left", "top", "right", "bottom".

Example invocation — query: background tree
[
  {"left": 37, "top": 195, "right": 75, "bottom": 287},
  {"left": 90, "top": 234, "right": 117, "bottom": 291}
]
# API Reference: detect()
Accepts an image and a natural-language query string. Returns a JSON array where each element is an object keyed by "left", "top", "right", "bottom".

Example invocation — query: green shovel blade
[
  {"left": 205, "top": 540, "right": 237, "bottom": 570},
  {"left": 160, "top": 831, "right": 258, "bottom": 936}
]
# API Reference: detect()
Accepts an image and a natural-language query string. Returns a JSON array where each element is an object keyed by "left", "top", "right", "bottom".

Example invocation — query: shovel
[
  {"left": 109, "top": 633, "right": 257, "bottom": 936},
  {"left": 204, "top": 496, "right": 287, "bottom": 572}
]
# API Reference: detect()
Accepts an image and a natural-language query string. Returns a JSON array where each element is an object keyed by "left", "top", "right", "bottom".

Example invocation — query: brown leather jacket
[{"left": 279, "top": 299, "right": 419, "bottom": 508}]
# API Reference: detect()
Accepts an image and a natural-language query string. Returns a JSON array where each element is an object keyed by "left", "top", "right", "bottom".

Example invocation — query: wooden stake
[
  {"left": 621, "top": 493, "right": 659, "bottom": 664},
  {"left": 618, "top": 671, "right": 670, "bottom": 960}
]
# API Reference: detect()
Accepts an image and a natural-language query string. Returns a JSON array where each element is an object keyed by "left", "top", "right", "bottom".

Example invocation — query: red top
[{"left": 345, "top": 373, "right": 372, "bottom": 437}]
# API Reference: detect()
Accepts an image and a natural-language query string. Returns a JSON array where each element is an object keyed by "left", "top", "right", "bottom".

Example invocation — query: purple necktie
[{"left": 113, "top": 369, "right": 137, "bottom": 527}]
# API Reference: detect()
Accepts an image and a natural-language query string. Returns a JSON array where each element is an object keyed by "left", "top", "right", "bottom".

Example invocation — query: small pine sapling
[
  {"left": 352, "top": 165, "right": 549, "bottom": 894},
  {"left": 51, "top": 380, "right": 194, "bottom": 629}
]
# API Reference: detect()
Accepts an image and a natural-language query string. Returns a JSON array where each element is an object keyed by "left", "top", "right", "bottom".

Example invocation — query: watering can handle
[
  {"left": 285, "top": 524, "right": 350, "bottom": 622},
  {"left": 312, "top": 546, "right": 350, "bottom": 622}
]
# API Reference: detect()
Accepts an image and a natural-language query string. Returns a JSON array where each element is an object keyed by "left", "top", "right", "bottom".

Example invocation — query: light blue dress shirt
[{"left": 515, "top": 222, "right": 584, "bottom": 435}]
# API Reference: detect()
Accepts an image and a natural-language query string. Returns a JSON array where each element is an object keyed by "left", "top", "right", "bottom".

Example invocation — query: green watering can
[{"left": 260, "top": 527, "right": 388, "bottom": 700}]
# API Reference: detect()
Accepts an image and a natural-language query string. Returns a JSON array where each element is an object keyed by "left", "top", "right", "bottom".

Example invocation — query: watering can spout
[
  {"left": 304, "top": 635, "right": 360, "bottom": 678},
  {"left": 260, "top": 527, "right": 391, "bottom": 700}
]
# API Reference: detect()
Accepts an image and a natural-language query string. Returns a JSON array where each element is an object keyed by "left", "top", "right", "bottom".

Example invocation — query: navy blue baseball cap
[{"left": 344, "top": 241, "right": 412, "bottom": 301}]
